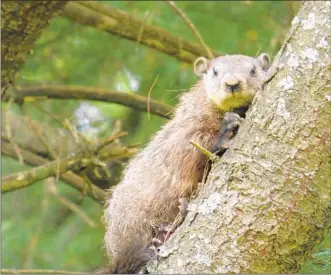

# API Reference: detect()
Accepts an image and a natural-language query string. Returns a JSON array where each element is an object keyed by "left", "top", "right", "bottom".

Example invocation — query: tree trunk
[
  {"left": 1, "top": 1, "right": 68, "bottom": 92},
  {"left": 150, "top": 1, "right": 331, "bottom": 273}
]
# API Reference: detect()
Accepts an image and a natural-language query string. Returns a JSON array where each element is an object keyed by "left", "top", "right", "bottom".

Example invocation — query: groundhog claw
[
  {"left": 213, "top": 112, "right": 243, "bottom": 156},
  {"left": 152, "top": 237, "right": 163, "bottom": 247}
]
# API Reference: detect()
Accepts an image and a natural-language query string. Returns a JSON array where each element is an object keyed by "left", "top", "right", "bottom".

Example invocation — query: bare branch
[
  {"left": 4, "top": 95, "right": 24, "bottom": 164},
  {"left": 165, "top": 1, "right": 214, "bottom": 59},
  {"left": 63, "top": 1, "right": 220, "bottom": 64},
  {"left": 24, "top": 115, "right": 57, "bottom": 159},
  {"left": 10, "top": 85, "right": 173, "bottom": 119},
  {"left": 1, "top": 112, "right": 135, "bottom": 190},
  {"left": 47, "top": 178, "right": 97, "bottom": 228},
  {"left": 147, "top": 75, "right": 160, "bottom": 121},
  {"left": 2, "top": 122, "right": 138, "bottom": 199},
  {"left": 23, "top": 184, "right": 49, "bottom": 268},
  {"left": 1, "top": 151, "right": 93, "bottom": 194},
  {"left": 95, "top": 131, "right": 128, "bottom": 153},
  {"left": 1, "top": 138, "right": 106, "bottom": 203}
]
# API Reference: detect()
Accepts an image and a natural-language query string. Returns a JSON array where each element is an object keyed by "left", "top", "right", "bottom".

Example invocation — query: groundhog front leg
[{"left": 213, "top": 112, "right": 243, "bottom": 157}]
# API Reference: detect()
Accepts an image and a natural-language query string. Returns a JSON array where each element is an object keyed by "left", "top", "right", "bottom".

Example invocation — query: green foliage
[
  {"left": 300, "top": 233, "right": 331, "bottom": 274},
  {"left": 2, "top": 1, "right": 329, "bottom": 273}
]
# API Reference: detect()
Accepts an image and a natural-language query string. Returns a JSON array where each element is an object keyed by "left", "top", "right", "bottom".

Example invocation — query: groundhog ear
[
  {"left": 256, "top": 53, "right": 270, "bottom": 71},
  {"left": 194, "top": 57, "right": 210, "bottom": 76}
]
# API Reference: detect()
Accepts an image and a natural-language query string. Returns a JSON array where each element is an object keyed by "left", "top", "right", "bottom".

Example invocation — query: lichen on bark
[{"left": 1, "top": 1, "right": 68, "bottom": 91}]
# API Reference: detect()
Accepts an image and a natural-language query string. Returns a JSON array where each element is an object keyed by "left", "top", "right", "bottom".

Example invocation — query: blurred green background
[{"left": 2, "top": 1, "right": 330, "bottom": 273}]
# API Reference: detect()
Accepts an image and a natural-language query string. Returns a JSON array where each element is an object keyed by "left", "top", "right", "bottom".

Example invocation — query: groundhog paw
[{"left": 213, "top": 112, "right": 243, "bottom": 156}]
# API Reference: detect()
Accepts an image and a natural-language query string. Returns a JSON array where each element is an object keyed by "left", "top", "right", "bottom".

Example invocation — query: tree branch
[
  {"left": 2, "top": 123, "right": 139, "bottom": 200},
  {"left": 165, "top": 1, "right": 214, "bottom": 60},
  {"left": 62, "top": 1, "right": 220, "bottom": 64},
  {"left": 1, "top": 150, "right": 93, "bottom": 194},
  {"left": 47, "top": 178, "right": 98, "bottom": 228},
  {"left": 1, "top": 112, "right": 135, "bottom": 190},
  {"left": 1, "top": 138, "right": 106, "bottom": 203},
  {"left": 10, "top": 85, "right": 173, "bottom": 119},
  {"left": 1, "top": 112, "right": 78, "bottom": 159},
  {"left": 1, "top": 128, "right": 139, "bottom": 201}
]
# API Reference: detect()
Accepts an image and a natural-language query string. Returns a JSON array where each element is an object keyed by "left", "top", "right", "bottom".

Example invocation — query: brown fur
[
  {"left": 104, "top": 82, "right": 220, "bottom": 273},
  {"left": 103, "top": 54, "right": 270, "bottom": 274}
]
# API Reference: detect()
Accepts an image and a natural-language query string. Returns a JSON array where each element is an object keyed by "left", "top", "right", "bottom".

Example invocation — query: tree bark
[
  {"left": 150, "top": 2, "right": 331, "bottom": 273},
  {"left": 1, "top": 1, "right": 68, "bottom": 92}
]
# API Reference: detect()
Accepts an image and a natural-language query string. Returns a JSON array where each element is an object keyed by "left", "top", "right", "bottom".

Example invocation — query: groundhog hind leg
[{"left": 151, "top": 198, "right": 189, "bottom": 250}]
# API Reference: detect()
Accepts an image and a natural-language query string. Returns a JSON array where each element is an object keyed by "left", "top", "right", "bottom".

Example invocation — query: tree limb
[
  {"left": 2, "top": 123, "right": 138, "bottom": 200},
  {"left": 165, "top": 1, "right": 214, "bottom": 60},
  {"left": 9, "top": 85, "right": 173, "bottom": 119},
  {"left": 1, "top": 130, "right": 138, "bottom": 202},
  {"left": 47, "top": 178, "right": 98, "bottom": 228},
  {"left": 2, "top": 112, "right": 136, "bottom": 190},
  {"left": 2, "top": 112, "right": 78, "bottom": 159},
  {"left": 1, "top": 149, "right": 94, "bottom": 193},
  {"left": 1, "top": 138, "right": 106, "bottom": 203},
  {"left": 62, "top": 1, "right": 220, "bottom": 64}
]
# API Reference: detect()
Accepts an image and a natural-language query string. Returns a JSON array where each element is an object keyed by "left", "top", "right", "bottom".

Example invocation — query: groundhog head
[{"left": 194, "top": 54, "right": 270, "bottom": 111}]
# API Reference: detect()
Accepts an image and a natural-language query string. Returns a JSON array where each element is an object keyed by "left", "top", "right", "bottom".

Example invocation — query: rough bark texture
[
  {"left": 150, "top": 2, "right": 331, "bottom": 273},
  {"left": 1, "top": 1, "right": 68, "bottom": 91}
]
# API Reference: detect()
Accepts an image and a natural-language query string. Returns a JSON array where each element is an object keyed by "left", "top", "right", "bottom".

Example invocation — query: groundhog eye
[
  {"left": 250, "top": 66, "right": 257, "bottom": 76},
  {"left": 213, "top": 68, "right": 218, "bottom": 77}
]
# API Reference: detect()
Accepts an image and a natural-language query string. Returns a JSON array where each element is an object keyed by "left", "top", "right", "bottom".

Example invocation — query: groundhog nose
[{"left": 225, "top": 82, "right": 241, "bottom": 93}]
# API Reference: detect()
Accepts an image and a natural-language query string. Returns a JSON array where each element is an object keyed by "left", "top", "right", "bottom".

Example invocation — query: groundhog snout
[
  {"left": 226, "top": 82, "right": 241, "bottom": 93},
  {"left": 223, "top": 74, "right": 246, "bottom": 93}
]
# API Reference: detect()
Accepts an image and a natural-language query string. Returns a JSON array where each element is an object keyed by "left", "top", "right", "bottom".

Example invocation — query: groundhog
[{"left": 103, "top": 53, "right": 271, "bottom": 274}]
